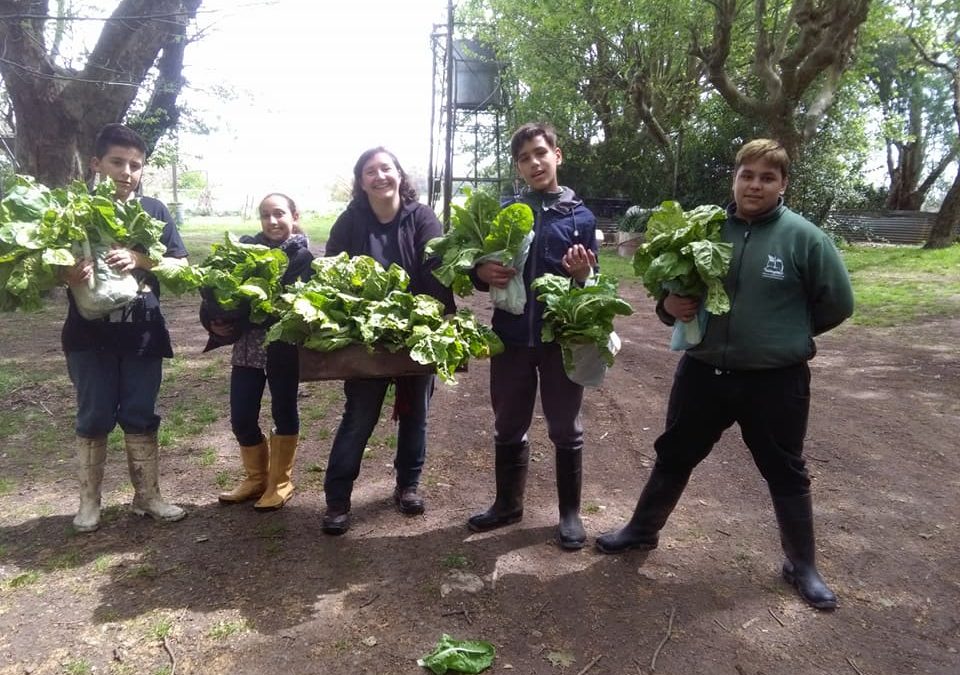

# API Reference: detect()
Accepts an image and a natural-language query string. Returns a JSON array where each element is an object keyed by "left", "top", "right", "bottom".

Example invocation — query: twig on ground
[
  {"left": 576, "top": 654, "right": 603, "bottom": 675},
  {"left": 359, "top": 593, "right": 379, "bottom": 609},
  {"left": 162, "top": 635, "right": 177, "bottom": 675},
  {"left": 650, "top": 606, "right": 676, "bottom": 672},
  {"left": 713, "top": 618, "right": 729, "bottom": 632},
  {"left": 533, "top": 599, "right": 550, "bottom": 619},
  {"left": 846, "top": 657, "right": 866, "bottom": 675},
  {"left": 807, "top": 455, "right": 830, "bottom": 463},
  {"left": 600, "top": 431, "right": 609, "bottom": 440},
  {"left": 440, "top": 607, "right": 467, "bottom": 617},
  {"left": 34, "top": 399, "right": 53, "bottom": 415},
  {"left": 715, "top": 528, "right": 731, "bottom": 537},
  {"left": 768, "top": 608, "right": 786, "bottom": 627}
]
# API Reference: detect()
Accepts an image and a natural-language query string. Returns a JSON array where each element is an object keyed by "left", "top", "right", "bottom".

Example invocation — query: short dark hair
[
  {"left": 93, "top": 123, "right": 147, "bottom": 159},
  {"left": 351, "top": 147, "right": 418, "bottom": 203},
  {"left": 735, "top": 139, "right": 790, "bottom": 179},
  {"left": 509, "top": 122, "right": 558, "bottom": 162}
]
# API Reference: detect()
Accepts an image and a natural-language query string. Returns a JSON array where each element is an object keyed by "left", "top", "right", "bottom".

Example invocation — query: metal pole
[
  {"left": 427, "top": 28, "right": 439, "bottom": 209},
  {"left": 443, "top": 0, "right": 455, "bottom": 228}
]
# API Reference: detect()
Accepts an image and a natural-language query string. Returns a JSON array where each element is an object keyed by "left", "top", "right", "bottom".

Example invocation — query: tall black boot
[
  {"left": 467, "top": 441, "right": 529, "bottom": 532},
  {"left": 555, "top": 446, "right": 586, "bottom": 550},
  {"left": 772, "top": 493, "right": 837, "bottom": 611},
  {"left": 595, "top": 465, "right": 689, "bottom": 554}
]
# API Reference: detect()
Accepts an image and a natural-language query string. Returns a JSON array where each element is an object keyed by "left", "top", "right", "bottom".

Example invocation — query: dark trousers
[
  {"left": 230, "top": 343, "right": 301, "bottom": 446},
  {"left": 66, "top": 350, "right": 163, "bottom": 437},
  {"left": 324, "top": 374, "right": 434, "bottom": 507},
  {"left": 490, "top": 343, "right": 584, "bottom": 449},
  {"left": 654, "top": 354, "right": 811, "bottom": 497}
]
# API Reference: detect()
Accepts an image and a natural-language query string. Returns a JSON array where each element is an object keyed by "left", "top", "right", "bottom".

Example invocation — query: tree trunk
[
  {"left": 0, "top": 0, "right": 202, "bottom": 187},
  {"left": 924, "top": 175, "right": 960, "bottom": 249}
]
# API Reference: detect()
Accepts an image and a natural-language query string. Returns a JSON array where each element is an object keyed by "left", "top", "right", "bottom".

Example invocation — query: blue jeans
[
  {"left": 66, "top": 350, "right": 163, "bottom": 437},
  {"left": 323, "top": 374, "right": 434, "bottom": 508}
]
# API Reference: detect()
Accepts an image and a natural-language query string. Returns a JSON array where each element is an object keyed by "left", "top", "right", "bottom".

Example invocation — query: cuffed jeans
[
  {"left": 323, "top": 374, "right": 434, "bottom": 507},
  {"left": 66, "top": 350, "right": 162, "bottom": 437},
  {"left": 653, "top": 354, "right": 812, "bottom": 497}
]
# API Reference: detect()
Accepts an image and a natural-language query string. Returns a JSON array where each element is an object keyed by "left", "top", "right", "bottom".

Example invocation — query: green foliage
[
  {"left": 426, "top": 188, "right": 534, "bottom": 296},
  {"left": 0, "top": 176, "right": 168, "bottom": 311},
  {"left": 631, "top": 201, "right": 732, "bottom": 313},
  {"left": 266, "top": 253, "right": 503, "bottom": 383},
  {"left": 417, "top": 634, "right": 495, "bottom": 675},
  {"left": 531, "top": 273, "right": 633, "bottom": 373}
]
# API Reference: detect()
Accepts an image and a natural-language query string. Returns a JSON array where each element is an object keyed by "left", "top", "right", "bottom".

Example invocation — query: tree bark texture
[
  {"left": 0, "top": 0, "right": 202, "bottom": 186},
  {"left": 695, "top": 0, "right": 871, "bottom": 160}
]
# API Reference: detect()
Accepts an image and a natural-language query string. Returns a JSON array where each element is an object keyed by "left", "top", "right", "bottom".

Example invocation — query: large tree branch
[
  {"left": 752, "top": 0, "right": 782, "bottom": 97},
  {"left": 916, "top": 144, "right": 960, "bottom": 197}
]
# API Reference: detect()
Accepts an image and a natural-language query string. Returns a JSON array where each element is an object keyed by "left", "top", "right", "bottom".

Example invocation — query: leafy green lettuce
[
  {"left": 631, "top": 201, "right": 733, "bottom": 314},
  {"left": 425, "top": 188, "right": 534, "bottom": 296},
  {"left": 0, "top": 175, "right": 168, "bottom": 312},
  {"left": 531, "top": 273, "right": 634, "bottom": 373},
  {"left": 417, "top": 633, "right": 495, "bottom": 674},
  {"left": 267, "top": 253, "right": 502, "bottom": 383}
]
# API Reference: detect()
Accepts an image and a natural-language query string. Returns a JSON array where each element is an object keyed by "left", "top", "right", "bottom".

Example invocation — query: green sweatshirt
[{"left": 687, "top": 203, "right": 854, "bottom": 370}]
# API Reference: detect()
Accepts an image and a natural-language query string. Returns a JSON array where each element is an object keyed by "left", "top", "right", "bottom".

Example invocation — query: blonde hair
[{"left": 735, "top": 139, "right": 790, "bottom": 178}]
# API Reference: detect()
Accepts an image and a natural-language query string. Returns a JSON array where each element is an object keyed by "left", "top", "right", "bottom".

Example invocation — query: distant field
[{"left": 178, "top": 213, "right": 338, "bottom": 253}]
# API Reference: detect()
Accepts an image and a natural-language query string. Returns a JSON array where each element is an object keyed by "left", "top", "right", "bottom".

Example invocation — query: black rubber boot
[
  {"left": 555, "top": 446, "right": 586, "bottom": 550},
  {"left": 467, "top": 441, "right": 529, "bottom": 532},
  {"left": 595, "top": 466, "right": 689, "bottom": 554},
  {"left": 772, "top": 493, "right": 838, "bottom": 611}
]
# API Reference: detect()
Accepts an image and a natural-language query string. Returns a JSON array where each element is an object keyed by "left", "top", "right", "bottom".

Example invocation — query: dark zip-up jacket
[
  {"left": 325, "top": 198, "right": 456, "bottom": 314},
  {"left": 475, "top": 187, "right": 598, "bottom": 346},
  {"left": 673, "top": 200, "right": 853, "bottom": 370}
]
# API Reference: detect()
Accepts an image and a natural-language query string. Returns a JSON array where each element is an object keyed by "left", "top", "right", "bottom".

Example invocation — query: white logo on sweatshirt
[{"left": 762, "top": 254, "right": 784, "bottom": 280}]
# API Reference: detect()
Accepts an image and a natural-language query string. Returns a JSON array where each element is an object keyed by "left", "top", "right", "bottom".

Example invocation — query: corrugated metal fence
[{"left": 825, "top": 210, "right": 957, "bottom": 244}]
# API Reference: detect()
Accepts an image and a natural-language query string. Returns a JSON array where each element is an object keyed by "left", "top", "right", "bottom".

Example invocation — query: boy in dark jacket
[
  {"left": 468, "top": 122, "right": 598, "bottom": 550},
  {"left": 63, "top": 123, "right": 189, "bottom": 532},
  {"left": 596, "top": 139, "right": 854, "bottom": 610}
]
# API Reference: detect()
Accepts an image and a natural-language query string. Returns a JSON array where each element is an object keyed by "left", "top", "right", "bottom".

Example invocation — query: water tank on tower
[{"left": 454, "top": 40, "right": 501, "bottom": 110}]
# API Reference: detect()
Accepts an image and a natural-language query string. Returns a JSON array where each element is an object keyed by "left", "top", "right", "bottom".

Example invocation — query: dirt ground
[{"left": 0, "top": 279, "right": 958, "bottom": 675}]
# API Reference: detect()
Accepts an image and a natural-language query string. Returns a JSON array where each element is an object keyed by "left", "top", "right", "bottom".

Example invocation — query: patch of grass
[
  {"left": 384, "top": 433, "right": 397, "bottom": 449},
  {"left": 362, "top": 446, "right": 375, "bottom": 459},
  {"left": 583, "top": 503, "right": 602, "bottom": 515},
  {"left": 0, "top": 477, "right": 14, "bottom": 495},
  {"left": 107, "top": 428, "right": 125, "bottom": 452},
  {"left": 441, "top": 553, "right": 470, "bottom": 569},
  {"left": 8, "top": 570, "right": 40, "bottom": 588},
  {"left": 306, "top": 463, "right": 325, "bottom": 474},
  {"left": 93, "top": 555, "right": 113, "bottom": 573},
  {"left": 207, "top": 618, "right": 250, "bottom": 640},
  {"left": 63, "top": 659, "right": 93, "bottom": 675},
  {"left": 147, "top": 615, "right": 174, "bottom": 641},
  {"left": 316, "top": 427, "right": 331, "bottom": 441},
  {"left": 841, "top": 244, "right": 960, "bottom": 326},
  {"left": 47, "top": 550, "right": 81, "bottom": 571},
  {"left": 214, "top": 471, "right": 232, "bottom": 488},
  {"left": 597, "top": 249, "right": 639, "bottom": 284},
  {"left": 127, "top": 563, "right": 159, "bottom": 580},
  {"left": 197, "top": 447, "right": 217, "bottom": 467}
]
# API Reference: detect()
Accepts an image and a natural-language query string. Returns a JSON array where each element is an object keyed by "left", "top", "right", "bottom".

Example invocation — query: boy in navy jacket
[{"left": 468, "top": 122, "right": 598, "bottom": 550}]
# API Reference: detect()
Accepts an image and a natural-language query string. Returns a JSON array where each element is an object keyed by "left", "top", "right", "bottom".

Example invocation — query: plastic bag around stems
[
  {"left": 70, "top": 241, "right": 140, "bottom": 320},
  {"left": 566, "top": 331, "right": 621, "bottom": 387},
  {"left": 475, "top": 230, "right": 535, "bottom": 315}
]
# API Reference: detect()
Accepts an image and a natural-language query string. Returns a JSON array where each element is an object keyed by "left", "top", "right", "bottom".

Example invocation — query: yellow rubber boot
[
  {"left": 218, "top": 437, "right": 269, "bottom": 503},
  {"left": 254, "top": 432, "right": 298, "bottom": 511}
]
